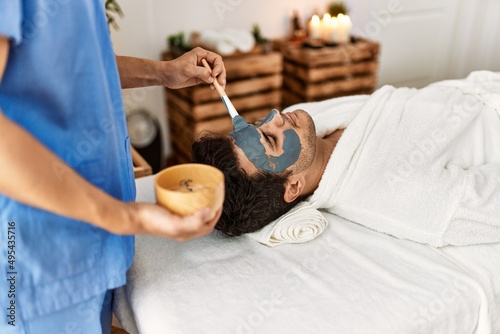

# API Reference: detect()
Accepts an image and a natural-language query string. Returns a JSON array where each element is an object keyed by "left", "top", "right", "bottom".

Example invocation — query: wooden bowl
[{"left": 155, "top": 163, "right": 224, "bottom": 220}]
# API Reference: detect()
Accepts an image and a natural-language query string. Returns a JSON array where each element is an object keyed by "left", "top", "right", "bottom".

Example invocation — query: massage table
[{"left": 113, "top": 175, "right": 500, "bottom": 334}]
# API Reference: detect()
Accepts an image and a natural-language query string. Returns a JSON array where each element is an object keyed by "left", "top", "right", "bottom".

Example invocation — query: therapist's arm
[
  {"left": 116, "top": 47, "right": 226, "bottom": 89},
  {"left": 0, "top": 36, "right": 8, "bottom": 78},
  {"left": 0, "top": 36, "right": 220, "bottom": 241}
]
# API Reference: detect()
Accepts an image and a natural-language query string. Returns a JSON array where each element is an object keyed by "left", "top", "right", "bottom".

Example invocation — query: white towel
[
  {"left": 302, "top": 71, "right": 500, "bottom": 247},
  {"left": 246, "top": 201, "right": 328, "bottom": 247},
  {"left": 221, "top": 28, "right": 255, "bottom": 53},
  {"left": 198, "top": 29, "right": 255, "bottom": 55},
  {"left": 197, "top": 30, "right": 235, "bottom": 55}
]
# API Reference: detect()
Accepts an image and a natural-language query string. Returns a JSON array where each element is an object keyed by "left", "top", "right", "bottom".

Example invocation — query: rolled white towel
[
  {"left": 246, "top": 201, "right": 328, "bottom": 247},
  {"left": 215, "top": 39, "right": 236, "bottom": 56},
  {"left": 198, "top": 30, "right": 236, "bottom": 55},
  {"left": 221, "top": 28, "right": 255, "bottom": 53}
]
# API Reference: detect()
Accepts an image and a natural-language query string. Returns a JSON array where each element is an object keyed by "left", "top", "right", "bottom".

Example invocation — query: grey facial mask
[{"left": 229, "top": 110, "right": 301, "bottom": 173}]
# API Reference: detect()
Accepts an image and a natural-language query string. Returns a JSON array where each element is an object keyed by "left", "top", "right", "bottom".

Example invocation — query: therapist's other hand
[
  {"left": 121, "top": 202, "right": 222, "bottom": 241},
  {"left": 159, "top": 47, "right": 226, "bottom": 90}
]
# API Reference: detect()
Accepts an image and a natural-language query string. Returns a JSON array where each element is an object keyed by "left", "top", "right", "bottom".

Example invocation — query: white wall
[
  {"left": 448, "top": 0, "right": 500, "bottom": 79},
  {"left": 110, "top": 0, "right": 500, "bottom": 160}
]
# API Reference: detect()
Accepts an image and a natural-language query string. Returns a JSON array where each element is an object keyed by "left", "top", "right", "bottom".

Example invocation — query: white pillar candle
[
  {"left": 321, "top": 13, "right": 332, "bottom": 41},
  {"left": 308, "top": 14, "right": 321, "bottom": 39},
  {"left": 337, "top": 14, "right": 352, "bottom": 43},
  {"left": 329, "top": 16, "right": 339, "bottom": 43}
]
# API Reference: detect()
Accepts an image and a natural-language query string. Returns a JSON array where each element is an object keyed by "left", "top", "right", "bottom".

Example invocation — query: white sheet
[{"left": 113, "top": 175, "right": 500, "bottom": 334}]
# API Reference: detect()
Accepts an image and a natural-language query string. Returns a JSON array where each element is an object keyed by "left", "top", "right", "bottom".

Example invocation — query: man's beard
[{"left": 291, "top": 112, "right": 317, "bottom": 174}]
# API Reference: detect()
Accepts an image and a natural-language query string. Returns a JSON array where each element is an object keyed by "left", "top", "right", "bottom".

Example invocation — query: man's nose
[{"left": 269, "top": 110, "right": 285, "bottom": 127}]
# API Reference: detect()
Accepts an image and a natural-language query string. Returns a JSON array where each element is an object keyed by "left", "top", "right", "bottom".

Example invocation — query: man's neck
[{"left": 302, "top": 129, "right": 345, "bottom": 196}]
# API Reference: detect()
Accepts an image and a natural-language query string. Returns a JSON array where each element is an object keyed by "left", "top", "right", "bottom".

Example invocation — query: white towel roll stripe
[{"left": 247, "top": 202, "right": 328, "bottom": 247}]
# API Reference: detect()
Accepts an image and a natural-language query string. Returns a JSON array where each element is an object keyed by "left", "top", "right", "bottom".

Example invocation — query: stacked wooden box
[
  {"left": 277, "top": 37, "right": 380, "bottom": 108},
  {"left": 164, "top": 51, "right": 283, "bottom": 164},
  {"left": 131, "top": 146, "right": 152, "bottom": 178}
]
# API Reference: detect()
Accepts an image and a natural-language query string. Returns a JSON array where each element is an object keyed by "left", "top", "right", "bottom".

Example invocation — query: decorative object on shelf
[
  {"left": 251, "top": 24, "right": 267, "bottom": 44},
  {"left": 290, "top": 10, "right": 307, "bottom": 42},
  {"left": 327, "top": 1, "right": 351, "bottom": 43},
  {"left": 167, "top": 32, "right": 191, "bottom": 58},
  {"left": 328, "top": 1, "right": 349, "bottom": 16},
  {"left": 335, "top": 13, "right": 352, "bottom": 43},
  {"left": 252, "top": 24, "right": 272, "bottom": 53},
  {"left": 305, "top": 1, "right": 352, "bottom": 47},
  {"left": 191, "top": 29, "right": 255, "bottom": 56},
  {"left": 321, "top": 13, "right": 334, "bottom": 42},
  {"left": 105, "top": 0, "right": 123, "bottom": 30},
  {"left": 308, "top": 14, "right": 322, "bottom": 40}
]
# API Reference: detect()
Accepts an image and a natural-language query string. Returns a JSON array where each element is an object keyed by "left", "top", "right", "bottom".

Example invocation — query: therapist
[{"left": 0, "top": 1, "right": 225, "bottom": 333}]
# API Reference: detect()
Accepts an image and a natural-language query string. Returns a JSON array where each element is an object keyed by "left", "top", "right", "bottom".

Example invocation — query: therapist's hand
[
  {"left": 158, "top": 47, "right": 226, "bottom": 90},
  {"left": 121, "top": 202, "right": 222, "bottom": 241}
]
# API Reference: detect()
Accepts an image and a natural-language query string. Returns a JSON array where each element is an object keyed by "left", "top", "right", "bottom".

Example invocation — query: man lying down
[{"left": 192, "top": 71, "right": 500, "bottom": 247}]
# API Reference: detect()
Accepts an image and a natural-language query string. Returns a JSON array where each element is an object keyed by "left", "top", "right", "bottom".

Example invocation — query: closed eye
[
  {"left": 262, "top": 131, "right": 277, "bottom": 149},
  {"left": 261, "top": 131, "right": 272, "bottom": 149},
  {"left": 268, "top": 134, "right": 277, "bottom": 147}
]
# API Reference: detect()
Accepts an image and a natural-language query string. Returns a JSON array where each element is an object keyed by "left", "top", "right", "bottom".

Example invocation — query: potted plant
[
  {"left": 167, "top": 32, "right": 192, "bottom": 58},
  {"left": 252, "top": 24, "right": 272, "bottom": 53},
  {"left": 105, "top": 0, "right": 124, "bottom": 30},
  {"left": 328, "top": 1, "right": 349, "bottom": 16}
]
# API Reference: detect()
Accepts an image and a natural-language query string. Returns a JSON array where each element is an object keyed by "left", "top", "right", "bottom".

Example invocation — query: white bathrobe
[{"left": 285, "top": 71, "right": 500, "bottom": 247}]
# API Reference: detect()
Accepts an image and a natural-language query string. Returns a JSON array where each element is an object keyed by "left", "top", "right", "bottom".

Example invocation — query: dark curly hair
[{"left": 191, "top": 133, "right": 303, "bottom": 236}]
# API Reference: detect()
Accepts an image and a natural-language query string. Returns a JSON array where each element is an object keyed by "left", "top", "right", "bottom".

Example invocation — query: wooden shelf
[
  {"left": 131, "top": 146, "right": 152, "bottom": 178},
  {"left": 275, "top": 37, "right": 380, "bottom": 107}
]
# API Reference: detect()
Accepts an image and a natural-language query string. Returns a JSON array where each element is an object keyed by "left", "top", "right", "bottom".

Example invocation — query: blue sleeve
[{"left": 0, "top": 1, "right": 22, "bottom": 45}]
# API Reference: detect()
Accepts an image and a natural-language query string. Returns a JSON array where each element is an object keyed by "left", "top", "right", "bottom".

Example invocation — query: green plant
[
  {"left": 252, "top": 24, "right": 269, "bottom": 44},
  {"left": 167, "top": 32, "right": 191, "bottom": 57},
  {"left": 328, "top": 1, "right": 349, "bottom": 16},
  {"left": 105, "top": 0, "right": 124, "bottom": 30}
]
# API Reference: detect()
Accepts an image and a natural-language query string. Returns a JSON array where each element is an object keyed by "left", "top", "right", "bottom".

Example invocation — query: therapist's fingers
[
  {"left": 131, "top": 202, "right": 219, "bottom": 241},
  {"left": 207, "top": 206, "right": 223, "bottom": 226},
  {"left": 162, "top": 47, "right": 226, "bottom": 90},
  {"left": 178, "top": 207, "right": 221, "bottom": 239},
  {"left": 197, "top": 48, "right": 227, "bottom": 88}
]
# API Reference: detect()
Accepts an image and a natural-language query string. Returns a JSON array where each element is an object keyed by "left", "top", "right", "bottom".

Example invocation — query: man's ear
[{"left": 283, "top": 174, "right": 306, "bottom": 203}]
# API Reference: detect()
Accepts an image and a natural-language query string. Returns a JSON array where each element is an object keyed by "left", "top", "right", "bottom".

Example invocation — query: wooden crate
[
  {"left": 164, "top": 51, "right": 283, "bottom": 165},
  {"left": 276, "top": 37, "right": 380, "bottom": 108},
  {"left": 131, "top": 146, "right": 152, "bottom": 178}
]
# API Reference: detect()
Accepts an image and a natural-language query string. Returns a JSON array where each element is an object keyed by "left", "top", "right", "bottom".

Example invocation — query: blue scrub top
[{"left": 0, "top": 0, "right": 135, "bottom": 322}]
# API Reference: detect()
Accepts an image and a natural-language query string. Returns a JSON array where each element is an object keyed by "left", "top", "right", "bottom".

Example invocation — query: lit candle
[
  {"left": 321, "top": 13, "right": 331, "bottom": 41},
  {"left": 329, "top": 16, "right": 339, "bottom": 43},
  {"left": 308, "top": 14, "right": 321, "bottom": 39},
  {"left": 337, "top": 14, "right": 352, "bottom": 43}
]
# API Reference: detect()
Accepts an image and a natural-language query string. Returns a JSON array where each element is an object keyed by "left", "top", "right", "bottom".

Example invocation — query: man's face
[{"left": 228, "top": 109, "right": 316, "bottom": 175}]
